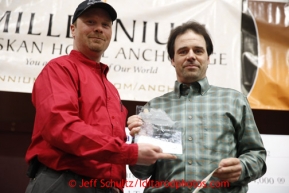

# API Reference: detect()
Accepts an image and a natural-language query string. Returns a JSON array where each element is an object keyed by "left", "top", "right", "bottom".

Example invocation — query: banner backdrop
[
  {"left": 0, "top": 0, "right": 242, "bottom": 99},
  {"left": 0, "top": 0, "right": 288, "bottom": 110}
]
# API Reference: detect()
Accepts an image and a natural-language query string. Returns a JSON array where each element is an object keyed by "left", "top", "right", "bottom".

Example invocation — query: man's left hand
[{"left": 213, "top": 158, "right": 242, "bottom": 183}]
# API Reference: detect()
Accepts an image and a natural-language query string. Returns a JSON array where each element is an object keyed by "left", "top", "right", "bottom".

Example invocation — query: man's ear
[
  {"left": 171, "top": 59, "right": 175, "bottom": 68},
  {"left": 70, "top": 24, "right": 76, "bottom": 38}
]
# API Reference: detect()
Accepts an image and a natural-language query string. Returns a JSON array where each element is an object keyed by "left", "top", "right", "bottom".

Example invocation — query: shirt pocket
[{"left": 202, "top": 113, "right": 235, "bottom": 155}]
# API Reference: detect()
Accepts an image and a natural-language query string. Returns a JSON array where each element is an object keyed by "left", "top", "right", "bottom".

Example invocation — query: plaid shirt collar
[{"left": 174, "top": 77, "right": 211, "bottom": 98}]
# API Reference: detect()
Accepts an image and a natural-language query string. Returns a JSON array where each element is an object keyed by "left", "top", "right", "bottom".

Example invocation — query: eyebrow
[
  {"left": 176, "top": 46, "right": 205, "bottom": 52},
  {"left": 193, "top": 46, "right": 205, "bottom": 50}
]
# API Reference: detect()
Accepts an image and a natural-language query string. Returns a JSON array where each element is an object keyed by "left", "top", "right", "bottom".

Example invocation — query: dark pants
[{"left": 25, "top": 164, "right": 121, "bottom": 193}]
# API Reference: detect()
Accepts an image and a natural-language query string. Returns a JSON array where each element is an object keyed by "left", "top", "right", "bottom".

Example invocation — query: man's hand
[
  {"left": 136, "top": 143, "right": 177, "bottom": 165},
  {"left": 127, "top": 115, "right": 143, "bottom": 136},
  {"left": 128, "top": 115, "right": 177, "bottom": 165},
  {"left": 213, "top": 158, "right": 242, "bottom": 183}
]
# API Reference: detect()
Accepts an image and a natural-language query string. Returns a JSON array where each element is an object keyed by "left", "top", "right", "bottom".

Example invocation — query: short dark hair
[{"left": 167, "top": 21, "right": 214, "bottom": 60}]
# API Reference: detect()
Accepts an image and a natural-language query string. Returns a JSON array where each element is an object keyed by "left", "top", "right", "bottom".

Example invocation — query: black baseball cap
[{"left": 72, "top": 0, "right": 117, "bottom": 24}]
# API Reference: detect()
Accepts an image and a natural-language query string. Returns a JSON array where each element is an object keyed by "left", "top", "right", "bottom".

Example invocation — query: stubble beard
[
  {"left": 88, "top": 40, "right": 106, "bottom": 53},
  {"left": 182, "top": 69, "right": 200, "bottom": 83}
]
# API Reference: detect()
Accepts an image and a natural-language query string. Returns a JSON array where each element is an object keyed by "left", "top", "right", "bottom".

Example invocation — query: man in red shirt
[{"left": 25, "top": 1, "right": 176, "bottom": 193}]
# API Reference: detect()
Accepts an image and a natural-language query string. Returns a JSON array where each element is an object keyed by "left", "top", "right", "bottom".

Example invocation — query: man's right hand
[
  {"left": 127, "top": 115, "right": 143, "bottom": 136},
  {"left": 136, "top": 143, "right": 177, "bottom": 165}
]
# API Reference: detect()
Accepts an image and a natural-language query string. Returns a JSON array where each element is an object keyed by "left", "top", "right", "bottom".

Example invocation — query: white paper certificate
[{"left": 135, "top": 135, "right": 182, "bottom": 154}]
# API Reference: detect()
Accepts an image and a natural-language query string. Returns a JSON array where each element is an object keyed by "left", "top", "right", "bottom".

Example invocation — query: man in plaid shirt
[{"left": 127, "top": 21, "right": 266, "bottom": 193}]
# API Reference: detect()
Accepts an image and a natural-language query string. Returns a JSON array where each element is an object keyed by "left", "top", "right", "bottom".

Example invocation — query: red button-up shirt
[{"left": 25, "top": 50, "right": 138, "bottom": 182}]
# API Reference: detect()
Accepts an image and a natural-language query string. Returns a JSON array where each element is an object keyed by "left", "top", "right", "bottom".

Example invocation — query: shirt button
[
  {"left": 188, "top": 160, "right": 192, "bottom": 165},
  {"left": 188, "top": 137, "right": 192, "bottom": 141},
  {"left": 188, "top": 115, "right": 192, "bottom": 119}
]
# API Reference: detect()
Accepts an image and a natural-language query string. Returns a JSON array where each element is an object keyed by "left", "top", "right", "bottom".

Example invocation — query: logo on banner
[{"left": 87, "top": 0, "right": 102, "bottom": 5}]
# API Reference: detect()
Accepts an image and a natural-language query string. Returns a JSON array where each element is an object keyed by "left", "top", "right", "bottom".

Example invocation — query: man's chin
[
  {"left": 88, "top": 46, "right": 104, "bottom": 53},
  {"left": 182, "top": 74, "right": 200, "bottom": 82}
]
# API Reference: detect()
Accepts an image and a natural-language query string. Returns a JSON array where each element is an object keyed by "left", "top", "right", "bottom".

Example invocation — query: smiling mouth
[
  {"left": 90, "top": 37, "right": 104, "bottom": 41},
  {"left": 184, "top": 65, "right": 198, "bottom": 68}
]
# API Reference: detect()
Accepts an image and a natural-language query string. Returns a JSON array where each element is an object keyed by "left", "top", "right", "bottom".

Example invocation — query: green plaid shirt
[{"left": 129, "top": 77, "right": 266, "bottom": 193}]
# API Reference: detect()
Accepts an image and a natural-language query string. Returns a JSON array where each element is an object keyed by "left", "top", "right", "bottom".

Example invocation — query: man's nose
[
  {"left": 93, "top": 24, "right": 103, "bottom": 33},
  {"left": 186, "top": 50, "right": 196, "bottom": 60}
]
